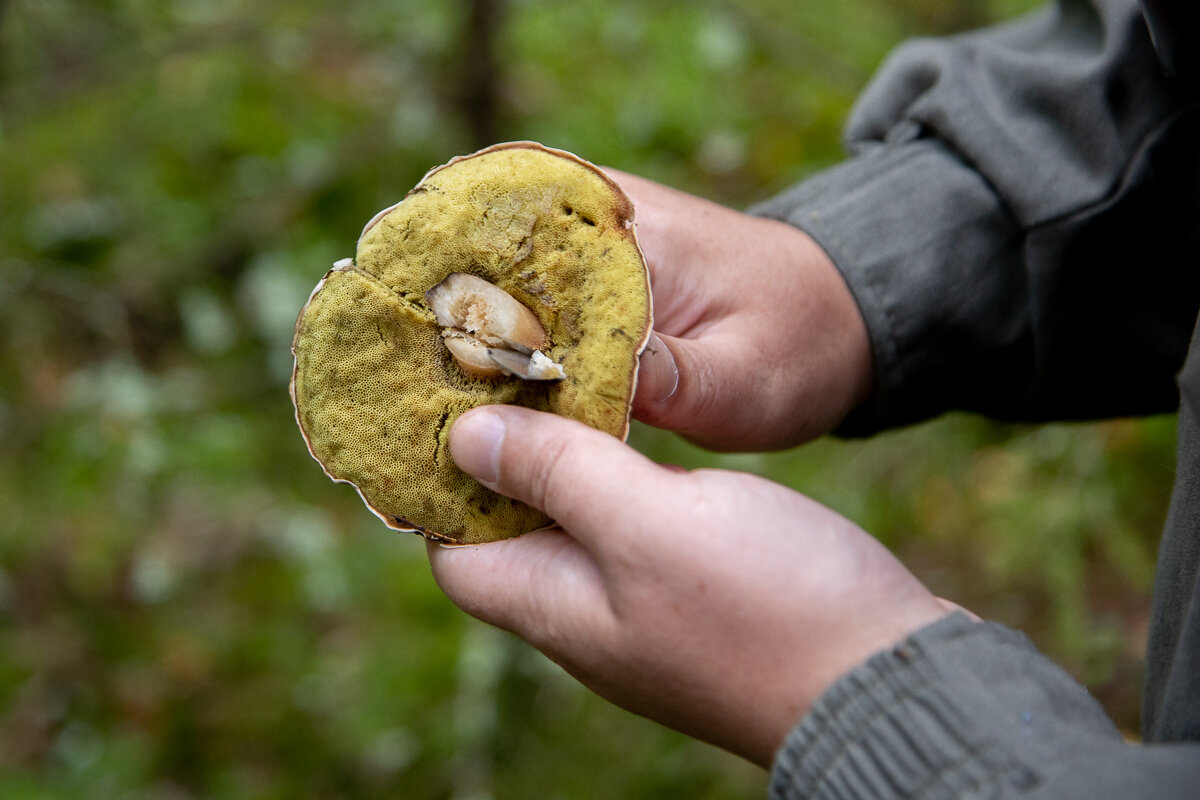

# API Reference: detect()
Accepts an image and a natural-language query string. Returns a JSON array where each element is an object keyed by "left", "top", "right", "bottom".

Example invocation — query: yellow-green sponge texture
[{"left": 291, "top": 142, "right": 651, "bottom": 543}]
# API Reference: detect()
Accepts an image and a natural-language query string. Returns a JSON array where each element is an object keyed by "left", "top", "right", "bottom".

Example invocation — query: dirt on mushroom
[{"left": 291, "top": 142, "right": 653, "bottom": 544}]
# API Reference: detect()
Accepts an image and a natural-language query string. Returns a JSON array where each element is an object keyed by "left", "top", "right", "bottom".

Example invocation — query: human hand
[
  {"left": 608, "top": 170, "right": 873, "bottom": 450},
  {"left": 427, "top": 405, "right": 952, "bottom": 766}
]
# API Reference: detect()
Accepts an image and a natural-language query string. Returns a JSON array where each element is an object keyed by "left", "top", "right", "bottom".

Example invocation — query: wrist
[{"left": 766, "top": 218, "right": 874, "bottom": 437}]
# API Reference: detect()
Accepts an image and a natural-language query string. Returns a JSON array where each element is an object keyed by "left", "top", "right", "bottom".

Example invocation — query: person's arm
[
  {"left": 771, "top": 615, "right": 1200, "bottom": 799},
  {"left": 752, "top": 0, "right": 1200, "bottom": 434},
  {"left": 429, "top": 405, "right": 1200, "bottom": 797},
  {"left": 754, "top": 2, "right": 1200, "bottom": 795}
]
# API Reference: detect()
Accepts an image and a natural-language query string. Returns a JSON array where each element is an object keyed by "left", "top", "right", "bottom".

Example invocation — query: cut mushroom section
[
  {"left": 426, "top": 273, "right": 565, "bottom": 381},
  {"left": 486, "top": 347, "right": 566, "bottom": 381},
  {"left": 441, "top": 333, "right": 505, "bottom": 379}
]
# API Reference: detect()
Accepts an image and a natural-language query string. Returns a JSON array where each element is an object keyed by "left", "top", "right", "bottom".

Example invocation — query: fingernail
[
  {"left": 450, "top": 408, "right": 506, "bottom": 488},
  {"left": 640, "top": 332, "right": 679, "bottom": 402}
]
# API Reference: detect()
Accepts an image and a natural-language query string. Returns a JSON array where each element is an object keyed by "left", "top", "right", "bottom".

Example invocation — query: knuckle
[
  {"left": 676, "top": 353, "right": 723, "bottom": 432},
  {"left": 688, "top": 359, "right": 722, "bottom": 421},
  {"left": 513, "top": 426, "right": 577, "bottom": 516}
]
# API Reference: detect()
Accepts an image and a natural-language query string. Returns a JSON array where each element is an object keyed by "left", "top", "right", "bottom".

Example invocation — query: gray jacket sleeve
[
  {"left": 770, "top": 614, "right": 1200, "bottom": 800},
  {"left": 751, "top": 0, "right": 1200, "bottom": 435},
  {"left": 754, "top": 1, "right": 1200, "bottom": 797}
]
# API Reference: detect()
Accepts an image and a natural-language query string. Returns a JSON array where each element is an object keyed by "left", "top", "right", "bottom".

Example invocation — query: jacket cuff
[
  {"left": 750, "top": 137, "right": 1026, "bottom": 436},
  {"left": 769, "top": 613, "right": 1122, "bottom": 800}
]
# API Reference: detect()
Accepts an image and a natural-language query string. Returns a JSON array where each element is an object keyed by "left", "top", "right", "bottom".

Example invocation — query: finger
[
  {"left": 632, "top": 329, "right": 710, "bottom": 432},
  {"left": 426, "top": 530, "right": 611, "bottom": 648},
  {"left": 632, "top": 329, "right": 775, "bottom": 450},
  {"left": 632, "top": 332, "right": 680, "bottom": 408},
  {"left": 448, "top": 405, "right": 672, "bottom": 554}
]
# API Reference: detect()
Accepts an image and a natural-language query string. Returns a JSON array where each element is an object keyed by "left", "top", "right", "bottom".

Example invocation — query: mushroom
[
  {"left": 290, "top": 142, "right": 652, "bottom": 544},
  {"left": 425, "top": 272, "right": 566, "bottom": 381}
]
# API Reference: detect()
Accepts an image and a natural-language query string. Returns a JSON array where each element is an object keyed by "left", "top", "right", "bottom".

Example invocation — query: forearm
[
  {"left": 753, "top": 0, "right": 1200, "bottom": 433},
  {"left": 771, "top": 614, "right": 1200, "bottom": 800}
]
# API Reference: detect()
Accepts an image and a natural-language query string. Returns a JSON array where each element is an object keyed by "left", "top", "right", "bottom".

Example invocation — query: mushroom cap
[{"left": 291, "top": 142, "right": 653, "bottom": 544}]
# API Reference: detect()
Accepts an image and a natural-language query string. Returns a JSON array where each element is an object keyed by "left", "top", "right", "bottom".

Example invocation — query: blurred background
[{"left": 0, "top": 0, "right": 1178, "bottom": 797}]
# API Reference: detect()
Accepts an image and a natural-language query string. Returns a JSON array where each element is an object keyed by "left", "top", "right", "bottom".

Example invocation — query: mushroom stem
[
  {"left": 426, "top": 273, "right": 565, "bottom": 381},
  {"left": 487, "top": 348, "right": 566, "bottom": 381}
]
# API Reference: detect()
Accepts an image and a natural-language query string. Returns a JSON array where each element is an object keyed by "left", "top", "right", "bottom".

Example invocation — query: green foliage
[{"left": 0, "top": 0, "right": 1168, "bottom": 796}]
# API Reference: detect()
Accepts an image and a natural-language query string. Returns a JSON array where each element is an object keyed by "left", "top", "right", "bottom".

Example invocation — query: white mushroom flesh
[{"left": 426, "top": 273, "right": 564, "bottom": 381}]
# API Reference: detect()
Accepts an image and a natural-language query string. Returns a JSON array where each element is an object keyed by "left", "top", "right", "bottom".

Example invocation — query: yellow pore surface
[{"left": 292, "top": 144, "right": 651, "bottom": 543}]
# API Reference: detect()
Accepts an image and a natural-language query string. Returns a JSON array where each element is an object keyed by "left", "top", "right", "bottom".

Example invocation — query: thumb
[
  {"left": 448, "top": 405, "right": 668, "bottom": 550},
  {"left": 632, "top": 332, "right": 681, "bottom": 409},
  {"left": 632, "top": 330, "right": 763, "bottom": 449}
]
